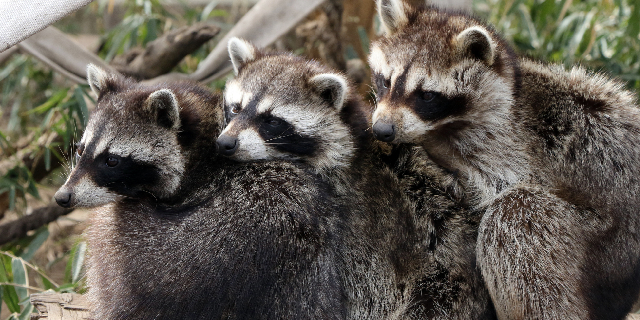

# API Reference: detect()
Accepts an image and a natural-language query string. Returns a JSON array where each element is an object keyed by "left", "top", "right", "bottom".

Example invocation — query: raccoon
[
  {"left": 216, "top": 37, "right": 420, "bottom": 319},
  {"left": 217, "top": 37, "right": 495, "bottom": 319},
  {"left": 54, "top": 65, "right": 350, "bottom": 319},
  {"left": 369, "top": 0, "right": 640, "bottom": 319}
]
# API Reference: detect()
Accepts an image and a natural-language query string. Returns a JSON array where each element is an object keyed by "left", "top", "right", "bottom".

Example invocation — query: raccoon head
[
  {"left": 54, "top": 65, "right": 187, "bottom": 208},
  {"left": 216, "top": 38, "right": 356, "bottom": 174},
  {"left": 369, "top": 0, "right": 518, "bottom": 146}
]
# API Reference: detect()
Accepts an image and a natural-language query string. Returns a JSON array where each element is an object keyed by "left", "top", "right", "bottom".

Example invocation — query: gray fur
[
  {"left": 220, "top": 40, "right": 496, "bottom": 319},
  {"left": 370, "top": 1, "right": 640, "bottom": 319},
  {"left": 387, "top": 145, "right": 496, "bottom": 319},
  {"left": 56, "top": 67, "right": 352, "bottom": 319},
  {"left": 220, "top": 41, "right": 420, "bottom": 318},
  {"left": 145, "top": 89, "right": 181, "bottom": 129}
]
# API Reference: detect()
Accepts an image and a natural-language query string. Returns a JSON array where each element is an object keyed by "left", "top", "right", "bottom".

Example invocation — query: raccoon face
[
  {"left": 216, "top": 38, "right": 355, "bottom": 172},
  {"left": 54, "top": 65, "right": 185, "bottom": 208},
  {"left": 369, "top": 0, "right": 516, "bottom": 144}
]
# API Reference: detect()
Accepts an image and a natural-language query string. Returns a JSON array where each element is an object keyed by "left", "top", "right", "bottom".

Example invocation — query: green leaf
[
  {"left": 73, "top": 87, "right": 89, "bottom": 128},
  {"left": 536, "top": 0, "right": 558, "bottom": 25},
  {"left": 11, "top": 258, "right": 28, "bottom": 301},
  {"left": 71, "top": 242, "right": 86, "bottom": 284},
  {"left": 0, "top": 130, "right": 12, "bottom": 153},
  {"left": 65, "top": 241, "right": 87, "bottom": 284},
  {"left": 553, "top": 12, "right": 580, "bottom": 42},
  {"left": 56, "top": 283, "right": 76, "bottom": 293},
  {"left": 40, "top": 275, "right": 55, "bottom": 291},
  {"left": 0, "top": 257, "right": 20, "bottom": 313},
  {"left": 26, "top": 89, "right": 69, "bottom": 115},
  {"left": 79, "top": 85, "right": 96, "bottom": 104},
  {"left": 0, "top": 56, "right": 27, "bottom": 83},
  {"left": 344, "top": 44, "right": 358, "bottom": 60},
  {"left": 627, "top": 0, "right": 640, "bottom": 38},
  {"left": 517, "top": 4, "right": 540, "bottom": 49},
  {"left": 19, "top": 227, "right": 49, "bottom": 262},
  {"left": 8, "top": 185, "right": 15, "bottom": 211},
  {"left": 568, "top": 9, "right": 596, "bottom": 56},
  {"left": 17, "top": 303, "right": 33, "bottom": 320},
  {"left": 146, "top": 18, "right": 159, "bottom": 44},
  {"left": 41, "top": 108, "right": 55, "bottom": 130},
  {"left": 25, "top": 175, "right": 40, "bottom": 200}
]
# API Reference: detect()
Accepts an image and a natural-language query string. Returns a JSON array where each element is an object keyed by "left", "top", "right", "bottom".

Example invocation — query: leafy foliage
[
  {"left": 0, "top": 227, "right": 86, "bottom": 319},
  {"left": 475, "top": 0, "right": 640, "bottom": 91},
  {"left": 0, "top": 56, "right": 89, "bottom": 212}
]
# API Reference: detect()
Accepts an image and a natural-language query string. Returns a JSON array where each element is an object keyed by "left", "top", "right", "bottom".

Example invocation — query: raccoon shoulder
[{"left": 518, "top": 58, "right": 638, "bottom": 121}]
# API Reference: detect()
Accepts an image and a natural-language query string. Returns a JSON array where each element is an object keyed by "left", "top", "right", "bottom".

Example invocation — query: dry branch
[
  {"left": 0, "top": 204, "right": 73, "bottom": 245},
  {"left": 111, "top": 23, "right": 220, "bottom": 79},
  {"left": 30, "top": 292, "right": 91, "bottom": 320}
]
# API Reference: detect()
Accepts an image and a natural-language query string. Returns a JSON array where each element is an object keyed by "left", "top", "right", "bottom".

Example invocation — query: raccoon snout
[
  {"left": 217, "top": 134, "right": 239, "bottom": 156},
  {"left": 372, "top": 121, "right": 396, "bottom": 142},
  {"left": 54, "top": 189, "right": 73, "bottom": 208}
]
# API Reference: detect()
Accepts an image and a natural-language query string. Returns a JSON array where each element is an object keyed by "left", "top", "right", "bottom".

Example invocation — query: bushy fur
[
  {"left": 219, "top": 39, "right": 420, "bottom": 318},
  {"left": 370, "top": 1, "right": 640, "bottom": 319},
  {"left": 384, "top": 145, "right": 496, "bottom": 319},
  {"left": 220, "top": 38, "right": 497, "bottom": 319},
  {"left": 56, "top": 66, "right": 352, "bottom": 319}
]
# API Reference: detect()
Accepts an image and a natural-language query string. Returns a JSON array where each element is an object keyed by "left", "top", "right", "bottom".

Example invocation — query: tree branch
[
  {"left": 111, "top": 23, "right": 220, "bottom": 80},
  {"left": 0, "top": 204, "right": 73, "bottom": 245}
]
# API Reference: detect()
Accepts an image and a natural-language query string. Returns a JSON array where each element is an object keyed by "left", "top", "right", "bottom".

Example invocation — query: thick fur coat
[
  {"left": 56, "top": 66, "right": 349, "bottom": 319},
  {"left": 220, "top": 38, "right": 495, "bottom": 319},
  {"left": 219, "top": 39, "right": 420, "bottom": 318},
  {"left": 369, "top": 1, "right": 640, "bottom": 319}
]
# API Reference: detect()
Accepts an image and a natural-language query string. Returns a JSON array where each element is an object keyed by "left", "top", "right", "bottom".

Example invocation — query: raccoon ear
[
  {"left": 455, "top": 26, "right": 496, "bottom": 66},
  {"left": 377, "top": 0, "right": 409, "bottom": 34},
  {"left": 87, "top": 64, "right": 110, "bottom": 96},
  {"left": 310, "top": 74, "right": 348, "bottom": 111},
  {"left": 146, "top": 89, "right": 181, "bottom": 129},
  {"left": 228, "top": 37, "right": 257, "bottom": 75}
]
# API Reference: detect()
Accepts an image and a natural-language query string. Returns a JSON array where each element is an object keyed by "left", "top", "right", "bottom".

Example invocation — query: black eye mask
[
  {"left": 257, "top": 115, "right": 318, "bottom": 156},
  {"left": 411, "top": 91, "right": 468, "bottom": 122}
]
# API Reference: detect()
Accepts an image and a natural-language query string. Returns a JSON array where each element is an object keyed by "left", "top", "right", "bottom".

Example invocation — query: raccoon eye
[
  {"left": 374, "top": 73, "right": 391, "bottom": 101},
  {"left": 266, "top": 118, "right": 282, "bottom": 127},
  {"left": 106, "top": 156, "right": 120, "bottom": 167},
  {"left": 419, "top": 91, "right": 438, "bottom": 102},
  {"left": 230, "top": 103, "right": 241, "bottom": 115}
]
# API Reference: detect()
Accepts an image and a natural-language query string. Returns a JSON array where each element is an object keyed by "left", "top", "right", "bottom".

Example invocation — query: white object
[{"left": 0, "top": 0, "right": 94, "bottom": 52}]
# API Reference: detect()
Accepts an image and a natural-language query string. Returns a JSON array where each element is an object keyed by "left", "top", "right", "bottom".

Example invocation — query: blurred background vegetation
[{"left": 0, "top": 0, "right": 638, "bottom": 318}]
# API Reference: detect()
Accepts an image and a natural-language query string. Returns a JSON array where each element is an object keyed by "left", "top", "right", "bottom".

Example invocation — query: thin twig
[{"left": 0, "top": 282, "right": 45, "bottom": 292}]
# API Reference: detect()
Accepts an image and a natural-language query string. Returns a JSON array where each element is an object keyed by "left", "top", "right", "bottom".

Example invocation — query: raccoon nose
[
  {"left": 54, "top": 190, "right": 72, "bottom": 208},
  {"left": 217, "top": 134, "right": 239, "bottom": 156},
  {"left": 372, "top": 121, "right": 396, "bottom": 142}
]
